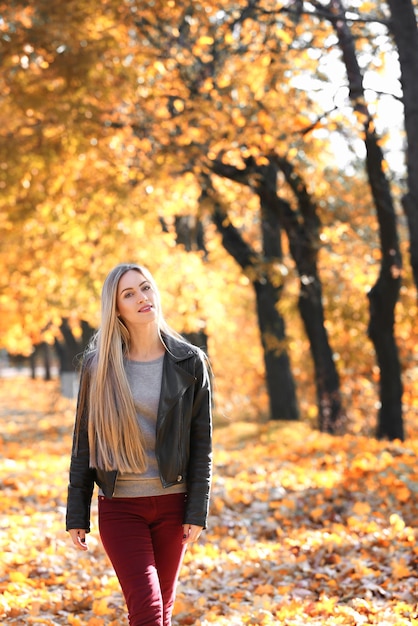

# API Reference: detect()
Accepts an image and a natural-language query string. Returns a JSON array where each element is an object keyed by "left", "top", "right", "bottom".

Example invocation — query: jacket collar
[
  {"left": 162, "top": 333, "right": 195, "bottom": 362},
  {"left": 157, "top": 333, "right": 197, "bottom": 422}
]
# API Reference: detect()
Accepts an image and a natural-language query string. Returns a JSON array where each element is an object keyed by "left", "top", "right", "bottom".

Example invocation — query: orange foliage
[
  {"left": 1, "top": 378, "right": 418, "bottom": 625},
  {"left": 0, "top": 0, "right": 417, "bottom": 435}
]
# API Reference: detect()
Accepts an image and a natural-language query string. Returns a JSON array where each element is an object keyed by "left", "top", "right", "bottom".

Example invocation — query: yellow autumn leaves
[{"left": 1, "top": 378, "right": 418, "bottom": 625}]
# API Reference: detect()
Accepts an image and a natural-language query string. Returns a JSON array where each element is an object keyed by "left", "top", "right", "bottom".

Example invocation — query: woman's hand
[
  {"left": 68, "top": 528, "right": 89, "bottom": 551},
  {"left": 182, "top": 524, "right": 203, "bottom": 545}
]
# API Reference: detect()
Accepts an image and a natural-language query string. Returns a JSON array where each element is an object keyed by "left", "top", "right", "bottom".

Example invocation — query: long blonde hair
[{"left": 85, "top": 263, "right": 184, "bottom": 472}]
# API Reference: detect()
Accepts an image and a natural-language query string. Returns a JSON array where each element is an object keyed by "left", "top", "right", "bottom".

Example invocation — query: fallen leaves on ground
[{"left": 0, "top": 378, "right": 418, "bottom": 625}]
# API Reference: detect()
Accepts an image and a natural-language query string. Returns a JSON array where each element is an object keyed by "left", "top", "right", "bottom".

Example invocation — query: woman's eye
[
  {"left": 125, "top": 292, "right": 134, "bottom": 298},
  {"left": 143, "top": 285, "right": 150, "bottom": 291}
]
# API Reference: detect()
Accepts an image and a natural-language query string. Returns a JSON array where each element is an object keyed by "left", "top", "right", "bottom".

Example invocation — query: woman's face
[{"left": 116, "top": 270, "right": 159, "bottom": 327}]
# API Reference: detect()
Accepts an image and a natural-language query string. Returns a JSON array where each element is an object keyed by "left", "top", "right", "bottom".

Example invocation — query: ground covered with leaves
[{"left": 0, "top": 378, "right": 418, "bottom": 625}]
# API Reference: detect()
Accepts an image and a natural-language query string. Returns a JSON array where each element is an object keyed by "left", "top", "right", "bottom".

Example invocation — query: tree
[
  {"left": 54, "top": 319, "right": 95, "bottom": 397},
  {"left": 279, "top": 0, "right": 405, "bottom": 438},
  {"left": 209, "top": 155, "right": 346, "bottom": 431},
  {"left": 1, "top": 0, "right": 413, "bottom": 433},
  {"left": 386, "top": 0, "right": 418, "bottom": 293},
  {"left": 203, "top": 174, "right": 299, "bottom": 421},
  {"left": 125, "top": 1, "right": 351, "bottom": 425},
  {"left": 327, "top": 0, "right": 403, "bottom": 438}
]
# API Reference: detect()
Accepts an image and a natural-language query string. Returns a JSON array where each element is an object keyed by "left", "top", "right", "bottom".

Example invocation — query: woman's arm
[
  {"left": 66, "top": 361, "right": 96, "bottom": 534},
  {"left": 184, "top": 352, "right": 213, "bottom": 528}
]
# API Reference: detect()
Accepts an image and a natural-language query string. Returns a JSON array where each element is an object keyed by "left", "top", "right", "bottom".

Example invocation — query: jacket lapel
[{"left": 157, "top": 336, "right": 197, "bottom": 424}]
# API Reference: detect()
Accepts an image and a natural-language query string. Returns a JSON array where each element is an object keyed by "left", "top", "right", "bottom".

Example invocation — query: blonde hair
[{"left": 85, "top": 263, "right": 185, "bottom": 472}]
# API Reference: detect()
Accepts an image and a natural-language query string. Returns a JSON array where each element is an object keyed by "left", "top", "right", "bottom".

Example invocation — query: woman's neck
[{"left": 127, "top": 329, "right": 165, "bottom": 362}]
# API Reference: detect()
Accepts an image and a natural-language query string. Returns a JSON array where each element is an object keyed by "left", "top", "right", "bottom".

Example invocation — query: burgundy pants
[{"left": 98, "top": 492, "right": 187, "bottom": 626}]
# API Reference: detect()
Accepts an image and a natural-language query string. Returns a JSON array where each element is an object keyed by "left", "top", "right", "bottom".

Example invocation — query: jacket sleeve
[
  {"left": 66, "top": 361, "right": 96, "bottom": 533},
  {"left": 184, "top": 351, "right": 213, "bottom": 528}
]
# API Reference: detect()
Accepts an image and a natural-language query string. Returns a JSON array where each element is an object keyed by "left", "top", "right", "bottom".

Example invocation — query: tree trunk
[
  {"left": 81, "top": 319, "right": 96, "bottom": 349},
  {"left": 386, "top": 0, "right": 418, "bottom": 293},
  {"left": 273, "top": 155, "right": 346, "bottom": 433},
  {"left": 298, "top": 279, "right": 345, "bottom": 431},
  {"left": 29, "top": 342, "right": 52, "bottom": 380},
  {"left": 254, "top": 278, "right": 299, "bottom": 419},
  {"left": 41, "top": 342, "right": 52, "bottom": 381},
  {"left": 55, "top": 319, "right": 95, "bottom": 398},
  {"left": 256, "top": 161, "right": 299, "bottom": 419},
  {"left": 29, "top": 351, "right": 36, "bottom": 379},
  {"left": 211, "top": 156, "right": 345, "bottom": 431},
  {"left": 171, "top": 212, "right": 210, "bottom": 352},
  {"left": 366, "top": 131, "right": 403, "bottom": 440},
  {"left": 174, "top": 214, "right": 208, "bottom": 258},
  {"left": 182, "top": 330, "right": 208, "bottom": 354},
  {"left": 330, "top": 0, "right": 403, "bottom": 439},
  {"left": 209, "top": 191, "right": 299, "bottom": 420}
]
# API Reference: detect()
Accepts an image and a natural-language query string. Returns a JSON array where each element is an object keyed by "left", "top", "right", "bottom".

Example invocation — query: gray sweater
[{"left": 112, "top": 355, "right": 186, "bottom": 498}]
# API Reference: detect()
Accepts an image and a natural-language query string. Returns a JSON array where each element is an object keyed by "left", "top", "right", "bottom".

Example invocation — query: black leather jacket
[{"left": 66, "top": 335, "right": 212, "bottom": 532}]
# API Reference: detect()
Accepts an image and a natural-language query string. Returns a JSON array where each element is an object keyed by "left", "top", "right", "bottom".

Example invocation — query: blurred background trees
[{"left": 0, "top": 0, "right": 417, "bottom": 439}]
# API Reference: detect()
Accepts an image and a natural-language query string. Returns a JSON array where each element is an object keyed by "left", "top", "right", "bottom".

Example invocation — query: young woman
[{"left": 66, "top": 263, "right": 212, "bottom": 626}]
